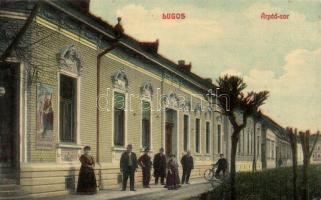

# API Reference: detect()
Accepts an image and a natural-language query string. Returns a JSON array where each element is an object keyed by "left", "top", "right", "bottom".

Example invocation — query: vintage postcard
[{"left": 0, "top": 0, "right": 320, "bottom": 199}]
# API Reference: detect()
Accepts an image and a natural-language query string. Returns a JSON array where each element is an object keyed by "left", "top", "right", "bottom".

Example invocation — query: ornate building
[{"left": 0, "top": 0, "right": 302, "bottom": 198}]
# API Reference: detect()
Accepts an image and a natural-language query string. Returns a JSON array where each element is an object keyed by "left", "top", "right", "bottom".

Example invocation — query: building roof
[
  {"left": 48, "top": 0, "right": 216, "bottom": 92},
  {"left": 259, "top": 113, "right": 289, "bottom": 141},
  {"left": 0, "top": 0, "right": 215, "bottom": 92}
]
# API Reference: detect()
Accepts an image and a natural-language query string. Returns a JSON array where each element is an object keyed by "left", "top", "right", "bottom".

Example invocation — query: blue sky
[{"left": 90, "top": 0, "right": 321, "bottom": 132}]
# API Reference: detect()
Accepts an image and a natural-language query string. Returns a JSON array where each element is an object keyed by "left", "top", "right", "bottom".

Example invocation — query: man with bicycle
[{"left": 214, "top": 153, "right": 228, "bottom": 178}]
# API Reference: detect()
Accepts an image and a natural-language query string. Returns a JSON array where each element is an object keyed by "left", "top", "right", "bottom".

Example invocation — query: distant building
[{"left": 309, "top": 135, "right": 321, "bottom": 164}]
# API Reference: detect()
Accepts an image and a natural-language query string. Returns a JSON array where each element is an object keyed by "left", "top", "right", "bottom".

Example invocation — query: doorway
[
  {"left": 165, "top": 108, "right": 177, "bottom": 158},
  {"left": 165, "top": 122, "right": 173, "bottom": 157},
  {"left": 0, "top": 63, "right": 19, "bottom": 179}
]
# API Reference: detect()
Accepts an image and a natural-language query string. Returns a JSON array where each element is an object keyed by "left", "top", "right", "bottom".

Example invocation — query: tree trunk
[
  {"left": 288, "top": 128, "right": 298, "bottom": 200},
  {"left": 292, "top": 145, "right": 298, "bottom": 200},
  {"left": 301, "top": 156, "right": 309, "bottom": 200},
  {"left": 299, "top": 131, "right": 319, "bottom": 200},
  {"left": 230, "top": 129, "right": 240, "bottom": 200}
]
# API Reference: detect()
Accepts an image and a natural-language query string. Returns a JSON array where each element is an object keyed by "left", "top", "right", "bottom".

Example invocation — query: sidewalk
[{"left": 38, "top": 178, "right": 218, "bottom": 200}]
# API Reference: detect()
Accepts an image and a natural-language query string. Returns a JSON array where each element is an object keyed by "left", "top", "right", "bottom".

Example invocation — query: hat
[
  {"left": 84, "top": 146, "right": 91, "bottom": 150},
  {"left": 144, "top": 147, "right": 150, "bottom": 152}
]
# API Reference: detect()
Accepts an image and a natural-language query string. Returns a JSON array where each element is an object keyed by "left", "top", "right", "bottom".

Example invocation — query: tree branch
[
  {"left": 0, "top": 1, "right": 43, "bottom": 61},
  {"left": 308, "top": 131, "right": 320, "bottom": 159}
]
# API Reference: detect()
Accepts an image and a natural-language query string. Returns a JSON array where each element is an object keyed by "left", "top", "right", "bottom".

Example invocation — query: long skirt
[
  {"left": 77, "top": 166, "right": 97, "bottom": 194},
  {"left": 165, "top": 170, "right": 180, "bottom": 190}
]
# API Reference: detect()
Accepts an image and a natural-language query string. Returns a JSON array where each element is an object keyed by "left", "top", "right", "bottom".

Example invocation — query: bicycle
[
  {"left": 203, "top": 164, "right": 216, "bottom": 181},
  {"left": 203, "top": 164, "right": 229, "bottom": 181}
]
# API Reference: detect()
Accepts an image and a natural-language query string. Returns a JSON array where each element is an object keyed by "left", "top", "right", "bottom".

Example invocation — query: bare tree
[
  {"left": 216, "top": 75, "right": 269, "bottom": 200},
  {"left": 0, "top": 2, "right": 72, "bottom": 87},
  {"left": 299, "top": 130, "right": 320, "bottom": 200},
  {"left": 287, "top": 127, "right": 298, "bottom": 200}
]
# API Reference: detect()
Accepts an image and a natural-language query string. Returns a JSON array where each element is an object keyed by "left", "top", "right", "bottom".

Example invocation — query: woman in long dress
[
  {"left": 165, "top": 154, "right": 181, "bottom": 190},
  {"left": 77, "top": 146, "right": 97, "bottom": 194}
]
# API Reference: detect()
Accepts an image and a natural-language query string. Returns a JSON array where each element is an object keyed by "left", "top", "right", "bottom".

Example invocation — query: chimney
[
  {"left": 139, "top": 39, "right": 159, "bottom": 54},
  {"left": 204, "top": 78, "right": 213, "bottom": 84},
  {"left": 178, "top": 60, "right": 185, "bottom": 66},
  {"left": 114, "top": 17, "right": 124, "bottom": 39},
  {"left": 68, "top": 0, "right": 90, "bottom": 13},
  {"left": 178, "top": 60, "right": 192, "bottom": 72}
]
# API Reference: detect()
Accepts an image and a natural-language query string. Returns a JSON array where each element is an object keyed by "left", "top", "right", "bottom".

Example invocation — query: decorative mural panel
[
  {"left": 165, "top": 92, "right": 179, "bottom": 109},
  {"left": 140, "top": 81, "right": 153, "bottom": 100},
  {"left": 58, "top": 44, "right": 83, "bottom": 75},
  {"left": 112, "top": 70, "right": 128, "bottom": 91},
  {"left": 216, "top": 115, "right": 223, "bottom": 124},
  {"left": 205, "top": 106, "right": 212, "bottom": 120},
  {"left": 60, "top": 149, "right": 80, "bottom": 162},
  {"left": 36, "top": 83, "right": 54, "bottom": 149},
  {"left": 194, "top": 104, "right": 202, "bottom": 118},
  {"left": 180, "top": 100, "right": 191, "bottom": 113}
]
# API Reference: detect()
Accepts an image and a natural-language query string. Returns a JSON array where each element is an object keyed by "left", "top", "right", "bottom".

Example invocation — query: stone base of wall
[
  {"left": 236, "top": 161, "right": 262, "bottom": 172},
  {"left": 20, "top": 163, "right": 83, "bottom": 198},
  {"left": 267, "top": 160, "right": 276, "bottom": 169},
  {"left": 20, "top": 162, "right": 213, "bottom": 198}
]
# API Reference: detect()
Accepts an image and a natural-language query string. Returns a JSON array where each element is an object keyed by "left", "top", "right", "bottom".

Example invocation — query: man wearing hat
[
  {"left": 153, "top": 147, "right": 167, "bottom": 185},
  {"left": 138, "top": 147, "right": 152, "bottom": 188},
  {"left": 120, "top": 144, "right": 138, "bottom": 191},
  {"left": 181, "top": 150, "right": 194, "bottom": 184}
]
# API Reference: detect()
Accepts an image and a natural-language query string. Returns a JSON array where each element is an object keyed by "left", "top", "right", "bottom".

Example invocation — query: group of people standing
[
  {"left": 119, "top": 144, "right": 195, "bottom": 191},
  {"left": 76, "top": 144, "right": 195, "bottom": 194}
]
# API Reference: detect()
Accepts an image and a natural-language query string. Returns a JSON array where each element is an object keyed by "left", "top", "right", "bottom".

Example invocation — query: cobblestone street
[{"left": 38, "top": 178, "right": 217, "bottom": 200}]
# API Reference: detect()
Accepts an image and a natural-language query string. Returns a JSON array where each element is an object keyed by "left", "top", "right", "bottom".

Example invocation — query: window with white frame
[
  {"left": 247, "top": 131, "right": 250, "bottom": 155},
  {"left": 142, "top": 100, "right": 151, "bottom": 148},
  {"left": 242, "top": 130, "right": 245, "bottom": 154},
  {"left": 114, "top": 92, "right": 125, "bottom": 147},
  {"left": 238, "top": 134, "right": 241, "bottom": 154},
  {"left": 271, "top": 141, "right": 275, "bottom": 159},
  {"left": 250, "top": 132, "right": 254, "bottom": 155},
  {"left": 195, "top": 118, "right": 200, "bottom": 153},
  {"left": 256, "top": 135, "right": 261, "bottom": 156},
  {"left": 205, "top": 121, "right": 210, "bottom": 154},
  {"left": 183, "top": 114, "right": 189, "bottom": 152},
  {"left": 217, "top": 124, "right": 221, "bottom": 153},
  {"left": 59, "top": 74, "right": 77, "bottom": 143},
  {"left": 266, "top": 139, "right": 270, "bottom": 159}
]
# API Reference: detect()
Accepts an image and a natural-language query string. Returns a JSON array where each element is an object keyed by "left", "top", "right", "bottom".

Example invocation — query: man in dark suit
[
  {"left": 120, "top": 144, "right": 138, "bottom": 191},
  {"left": 181, "top": 150, "right": 194, "bottom": 184},
  {"left": 215, "top": 153, "right": 228, "bottom": 177},
  {"left": 153, "top": 147, "right": 167, "bottom": 185},
  {"left": 138, "top": 148, "right": 152, "bottom": 188}
]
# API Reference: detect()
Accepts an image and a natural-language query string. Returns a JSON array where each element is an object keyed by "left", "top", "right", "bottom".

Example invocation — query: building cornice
[{"left": 43, "top": 0, "right": 213, "bottom": 93}]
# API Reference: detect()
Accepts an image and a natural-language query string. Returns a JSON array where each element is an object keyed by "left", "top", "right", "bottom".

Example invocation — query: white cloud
[
  {"left": 116, "top": 4, "right": 223, "bottom": 45},
  {"left": 222, "top": 48, "right": 321, "bottom": 132},
  {"left": 91, "top": 1, "right": 321, "bottom": 132}
]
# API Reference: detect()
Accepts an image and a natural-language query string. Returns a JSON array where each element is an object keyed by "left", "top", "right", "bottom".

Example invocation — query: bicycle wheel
[{"left": 203, "top": 169, "right": 214, "bottom": 181}]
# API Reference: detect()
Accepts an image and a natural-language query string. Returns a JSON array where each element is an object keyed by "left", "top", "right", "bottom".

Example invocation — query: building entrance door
[
  {"left": 165, "top": 122, "right": 173, "bottom": 157},
  {"left": 0, "top": 63, "right": 19, "bottom": 177},
  {"left": 165, "top": 108, "right": 177, "bottom": 158}
]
